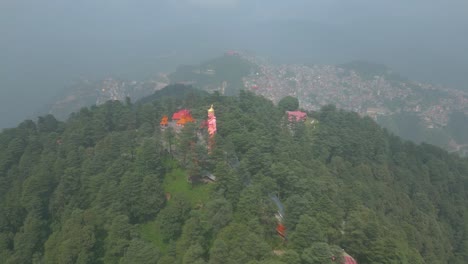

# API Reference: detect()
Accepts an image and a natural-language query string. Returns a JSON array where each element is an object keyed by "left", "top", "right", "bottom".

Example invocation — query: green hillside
[
  {"left": 169, "top": 54, "right": 256, "bottom": 95},
  {"left": 1, "top": 85, "right": 468, "bottom": 263}
]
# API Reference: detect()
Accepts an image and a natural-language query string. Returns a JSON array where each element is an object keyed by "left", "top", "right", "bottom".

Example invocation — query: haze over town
[{"left": 1, "top": 0, "right": 468, "bottom": 128}]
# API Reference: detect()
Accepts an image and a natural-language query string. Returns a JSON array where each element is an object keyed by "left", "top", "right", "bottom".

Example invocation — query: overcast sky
[{"left": 1, "top": 0, "right": 468, "bottom": 128}]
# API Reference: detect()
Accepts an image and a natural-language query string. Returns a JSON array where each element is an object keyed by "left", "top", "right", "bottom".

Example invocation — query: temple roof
[
  {"left": 172, "top": 109, "right": 191, "bottom": 120},
  {"left": 286, "top": 111, "right": 307, "bottom": 122}
]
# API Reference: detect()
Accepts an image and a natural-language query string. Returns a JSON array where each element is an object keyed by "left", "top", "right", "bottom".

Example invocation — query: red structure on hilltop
[
  {"left": 172, "top": 109, "right": 194, "bottom": 126},
  {"left": 286, "top": 111, "right": 307, "bottom": 122}
]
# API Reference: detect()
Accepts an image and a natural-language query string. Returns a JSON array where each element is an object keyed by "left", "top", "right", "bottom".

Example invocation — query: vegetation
[
  {"left": 447, "top": 111, "right": 468, "bottom": 144},
  {"left": 1, "top": 84, "right": 468, "bottom": 263},
  {"left": 278, "top": 96, "right": 300, "bottom": 112},
  {"left": 377, "top": 111, "right": 468, "bottom": 153},
  {"left": 169, "top": 55, "right": 257, "bottom": 95}
]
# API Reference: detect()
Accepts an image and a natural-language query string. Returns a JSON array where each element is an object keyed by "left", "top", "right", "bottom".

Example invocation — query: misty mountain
[
  {"left": 36, "top": 54, "right": 468, "bottom": 156},
  {"left": 2, "top": 0, "right": 468, "bottom": 130}
]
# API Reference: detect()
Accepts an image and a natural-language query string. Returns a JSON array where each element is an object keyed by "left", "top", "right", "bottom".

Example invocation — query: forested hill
[{"left": 1, "top": 85, "right": 468, "bottom": 264}]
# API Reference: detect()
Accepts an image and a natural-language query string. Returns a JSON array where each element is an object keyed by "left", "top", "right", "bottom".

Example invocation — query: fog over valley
[
  {"left": 3, "top": 2, "right": 468, "bottom": 263},
  {"left": 1, "top": 0, "right": 468, "bottom": 128}
]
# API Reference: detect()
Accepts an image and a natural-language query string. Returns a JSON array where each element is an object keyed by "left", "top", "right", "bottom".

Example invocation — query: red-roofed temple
[
  {"left": 172, "top": 109, "right": 195, "bottom": 126},
  {"left": 286, "top": 111, "right": 307, "bottom": 122}
]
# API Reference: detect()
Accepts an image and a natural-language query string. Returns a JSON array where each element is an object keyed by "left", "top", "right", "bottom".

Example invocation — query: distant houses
[{"left": 365, "top": 107, "right": 386, "bottom": 121}]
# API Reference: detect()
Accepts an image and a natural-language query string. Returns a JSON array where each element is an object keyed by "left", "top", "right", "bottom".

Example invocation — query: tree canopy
[
  {"left": 278, "top": 96, "right": 300, "bottom": 112},
  {"left": 1, "top": 85, "right": 468, "bottom": 263}
]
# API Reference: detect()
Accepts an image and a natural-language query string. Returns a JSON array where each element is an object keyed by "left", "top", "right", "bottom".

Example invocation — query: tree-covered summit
[{"left": 1, "top": 84, "right": 467, "bottom": 264}]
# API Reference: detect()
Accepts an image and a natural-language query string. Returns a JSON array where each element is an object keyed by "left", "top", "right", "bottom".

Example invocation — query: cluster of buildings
[
  {"left": 96, "top": 77, "right": 168, "bottom": 105},
  {"left": 241, "top": 56, "right": 468, "bottom": 129},
  {"left": 97, "top": 79, "right": 129, "bottom": 104}
]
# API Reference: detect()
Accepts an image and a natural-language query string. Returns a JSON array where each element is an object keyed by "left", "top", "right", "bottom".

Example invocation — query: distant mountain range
[{"left": 43, "top": 53, "right": 468, "bottom": 156}]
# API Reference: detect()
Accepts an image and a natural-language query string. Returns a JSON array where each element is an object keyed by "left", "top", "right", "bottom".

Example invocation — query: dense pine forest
[{"left": 1, "top": 84, "right": 468, "bottom": 264}]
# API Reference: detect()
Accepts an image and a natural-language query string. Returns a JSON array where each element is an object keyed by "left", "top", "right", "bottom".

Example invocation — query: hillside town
[{"left": 241, "top": 54, "right": 468, "bottom": 129}]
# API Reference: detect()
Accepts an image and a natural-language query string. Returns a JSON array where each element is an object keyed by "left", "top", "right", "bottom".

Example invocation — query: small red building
[
  {"left": 172, "top": 109, "right": 191, "bottom": 120},
  {"left": 286, "top": 111, "right": 307, "bottom": 122},
  {"left": 276, "top": 223, "right": 286, "bottom": 238},
  {"left": 172, "top": 109, "right": 194, "bottom": 126}
]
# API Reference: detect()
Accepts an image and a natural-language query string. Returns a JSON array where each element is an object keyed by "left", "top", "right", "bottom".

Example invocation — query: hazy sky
[{"left": 1, "top": 0, "right": 468, "bottom": 128}]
